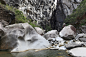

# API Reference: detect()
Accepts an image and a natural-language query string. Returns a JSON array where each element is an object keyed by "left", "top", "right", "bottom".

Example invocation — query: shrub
[
  {"left": 0, "top": 3, "right": 40, "bottom": 28},
  {"left": 65, "top": 0, "right": 86, "bottom": 26}
]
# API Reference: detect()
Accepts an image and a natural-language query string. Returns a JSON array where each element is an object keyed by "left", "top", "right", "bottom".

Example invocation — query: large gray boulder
[
  {"left": 59, "top": 25, "right": 76, "bottom": 40},
  {"left": 11, "top": 23, "right": 50, "bottom": 52},
  {"left": 0, "top": 23, "right": 50, "bottom": 52}
]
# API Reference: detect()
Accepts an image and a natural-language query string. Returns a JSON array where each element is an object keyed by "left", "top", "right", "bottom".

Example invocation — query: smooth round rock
[{"left": 68, "top": 47, "right": 86, "bottom": 56}]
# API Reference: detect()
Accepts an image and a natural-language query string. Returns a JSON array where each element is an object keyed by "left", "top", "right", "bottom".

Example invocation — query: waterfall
[
  {"left": 3, "top": 0, "right": 83, "bottom": 30},
  {"left": 50, "top": 0, "right": 66, "bottom": 32}
]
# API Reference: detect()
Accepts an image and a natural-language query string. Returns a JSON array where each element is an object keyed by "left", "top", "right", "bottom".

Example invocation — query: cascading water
[{"left": 50, "top": 0, "right": 66, "bottom": 32}]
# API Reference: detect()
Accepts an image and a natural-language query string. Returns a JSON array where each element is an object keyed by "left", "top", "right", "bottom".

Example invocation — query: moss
[{"left": 65, "top": 0, "right": 86, "bottom": 26}]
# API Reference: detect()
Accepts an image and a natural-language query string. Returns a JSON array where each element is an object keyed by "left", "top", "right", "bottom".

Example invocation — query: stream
[{"left": 0, "top": 50, "right": 70, "bottom": 57}]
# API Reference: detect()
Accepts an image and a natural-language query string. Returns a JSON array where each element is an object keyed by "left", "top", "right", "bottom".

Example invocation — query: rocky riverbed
[
  {"left": 0, "top": 21, "right": 86, "bottom": 56},
  {"left": 0, "top": 0, "right": 86, "bottom": 57}
]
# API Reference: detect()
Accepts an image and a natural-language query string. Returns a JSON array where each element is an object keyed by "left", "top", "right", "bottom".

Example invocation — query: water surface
[{"left": 0, "top": 50, "right": 70, "bottom": 57}]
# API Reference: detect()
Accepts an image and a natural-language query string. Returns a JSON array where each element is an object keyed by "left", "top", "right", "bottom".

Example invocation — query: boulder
[
  {"left": 59, "top": 25, "right": 76, "bottom": 40},
  {"left": 11, "top": 23, "right": 50, "bottom": 52},
  {"left": 44, "top": 30, "right": 59, "bottom": 40},
  {"left": 35, "top": 27, "right": 45, "bottom": 35},
  {"left": 65, "top": 41, "right": 83, "bottom": 49},
  {"left": 75, "top": 33, "right": 86, "bottom": 40},
  {"left": 68, "top": 47, "right": 86, "bottom": 57}
]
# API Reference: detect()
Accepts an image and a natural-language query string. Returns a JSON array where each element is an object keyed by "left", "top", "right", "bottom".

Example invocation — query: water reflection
[{"left": 0, "top": 50, "right": 70, "bottom": 57}]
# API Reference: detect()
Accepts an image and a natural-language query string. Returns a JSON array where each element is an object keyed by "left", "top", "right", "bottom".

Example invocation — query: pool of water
[{"left": 0, "top": 50, "right": 70, "bottom": 57}]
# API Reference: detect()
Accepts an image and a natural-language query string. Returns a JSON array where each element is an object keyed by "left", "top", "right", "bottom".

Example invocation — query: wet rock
[
  {"left": 11, "top": 23, "right": 50, "bottom": 52},
  {"left": 68, "top": 47, "right": 86, "bottom": 57},
  {"left": 59, "top": 25, "right": 76, "bottom": 40},
  {"left": 44, "top": 30, "right": 59, "bottom": 40},
  {"left": 65, "top": 41, "right": 83, "bottom": 49},
  {"left": 35, "top": 27, "right": 45, "bottom": 35}
]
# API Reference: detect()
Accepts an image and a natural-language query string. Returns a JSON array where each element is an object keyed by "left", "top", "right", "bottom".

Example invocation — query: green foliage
[
  {"left": 45, "top": 24, "right": 52, "bottom": 32},
  {"left": 65, "top": 0, "right": 86, "bottom": 25},
  {"left": 0, "top": 3, "right": 28, "bottom": 23},
  {"left": 28, "top": 19, "right": 40, "bottom": 28},
  {"left": 0, "top": 3, "right": 40, "bottom": 28},
  {"left": 15, "top": 9, "right": 28, "bottom": 23}
]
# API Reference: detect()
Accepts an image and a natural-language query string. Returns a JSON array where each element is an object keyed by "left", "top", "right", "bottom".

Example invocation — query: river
[{"left": 0, "top": 50, "right": 70, "bottom": 57}]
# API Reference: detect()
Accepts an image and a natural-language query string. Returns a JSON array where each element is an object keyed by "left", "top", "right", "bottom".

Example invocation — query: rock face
[
  {"left": 3, "top": 0, "right": 83, "bottom": 29},
  {"left": 0, "top": 5, "right": 15, "bottom": 24},
  {"left": 62, "top": 0, "right": 82, "bottom": 16},
  {"left": 59, "top": 25, "right": 76, "bottom": 40}
]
